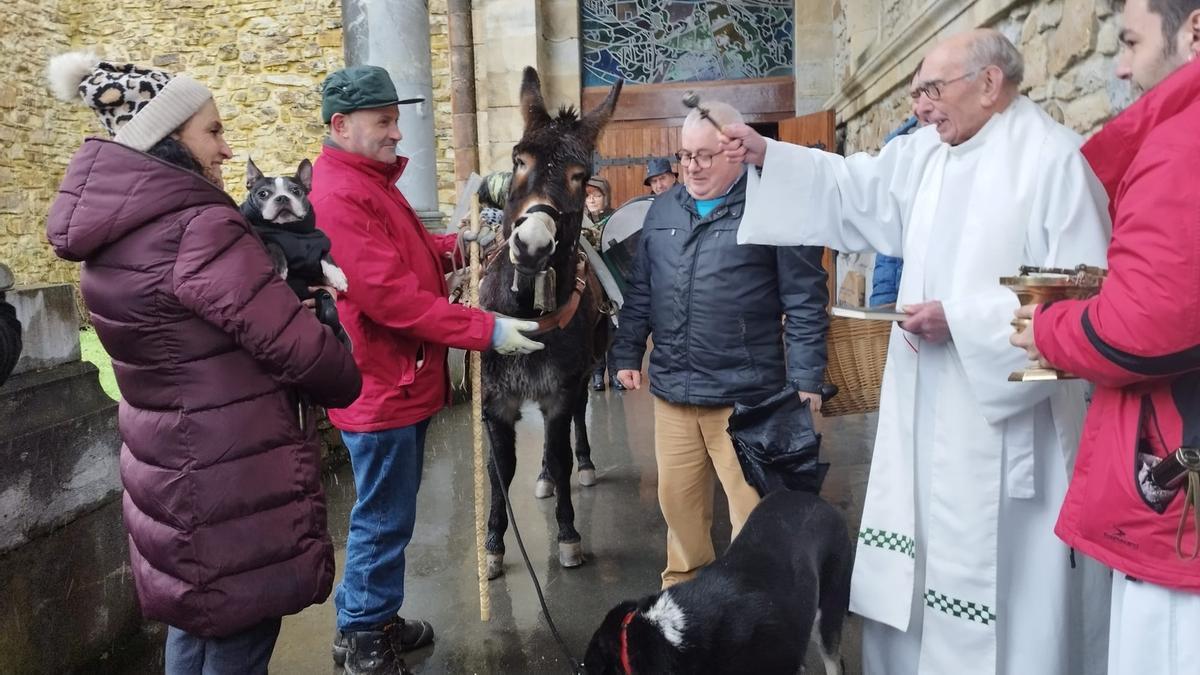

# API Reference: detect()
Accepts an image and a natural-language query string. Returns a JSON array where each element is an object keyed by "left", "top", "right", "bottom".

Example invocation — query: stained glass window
[{"left": 581, "top": 1, "right": 794, "bottom": 87}]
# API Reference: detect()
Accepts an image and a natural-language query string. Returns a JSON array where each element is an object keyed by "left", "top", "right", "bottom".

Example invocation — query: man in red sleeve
[
  {"left": 1012, "top": 2, "right": 1200, "bottom": 672},
  {"left": 311, "top": 65, "right": 542, "bottom": 675}
]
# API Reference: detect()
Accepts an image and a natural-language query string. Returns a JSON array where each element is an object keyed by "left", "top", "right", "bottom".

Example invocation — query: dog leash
[{"left": 490, "top": 460, "right": 586, "bottom": 675}]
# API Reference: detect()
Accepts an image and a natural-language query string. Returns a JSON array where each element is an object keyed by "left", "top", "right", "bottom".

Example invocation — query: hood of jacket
[{"left": 47, "top": 138, "right": 236, "bottom": 261}]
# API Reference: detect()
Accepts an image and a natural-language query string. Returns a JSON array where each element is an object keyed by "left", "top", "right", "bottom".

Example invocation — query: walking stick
[{"left": 467, "top": 194, "right": 491, "bottom": 622}]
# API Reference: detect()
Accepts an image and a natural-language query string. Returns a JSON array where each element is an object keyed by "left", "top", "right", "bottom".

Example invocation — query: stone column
[{"left": 343, "top": 0, "right": 443, "bottom": 229}]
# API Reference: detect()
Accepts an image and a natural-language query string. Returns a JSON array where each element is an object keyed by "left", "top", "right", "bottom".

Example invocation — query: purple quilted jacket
[{"left": 46, "top": 138, "right": 361, "bottom": 637}]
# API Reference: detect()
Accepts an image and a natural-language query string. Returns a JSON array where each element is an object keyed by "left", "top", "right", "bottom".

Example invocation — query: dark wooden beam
[{"left": 583, "top": 77, "right": 795, "bottom": 124}]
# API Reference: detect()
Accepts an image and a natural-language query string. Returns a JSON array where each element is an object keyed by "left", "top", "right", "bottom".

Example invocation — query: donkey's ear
[
  {"left": 520, "top": 66, "right": 552, "bottom": 131},
  {"left": 580, "top": 78, "right": 624, "bottom": 147}
]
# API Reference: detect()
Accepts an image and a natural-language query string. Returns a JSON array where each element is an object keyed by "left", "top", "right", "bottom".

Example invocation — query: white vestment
[{"left": 739, "top": 98, "right": 1113, "bottom": 674}]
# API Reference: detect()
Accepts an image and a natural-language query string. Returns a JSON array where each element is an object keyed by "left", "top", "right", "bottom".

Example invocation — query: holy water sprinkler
[{"left": 682, "top": 91, "right": 723, "bottom": 132}]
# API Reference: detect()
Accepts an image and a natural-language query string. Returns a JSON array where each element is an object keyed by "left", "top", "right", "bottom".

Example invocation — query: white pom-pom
[{"left": 47, "top": 51, "right": 101, "bottom": 102}]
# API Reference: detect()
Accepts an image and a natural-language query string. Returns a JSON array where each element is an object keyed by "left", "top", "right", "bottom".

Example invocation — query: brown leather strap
[
  {"left": 529, "top": 255, "right": 589, "bottom": 336},
  {"left": 463, "top": 243, "right": 590, "bottom": 335}
]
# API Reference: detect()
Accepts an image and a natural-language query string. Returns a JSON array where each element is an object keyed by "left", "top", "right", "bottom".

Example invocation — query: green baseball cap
[{"left": 321, "top": 65, "right": 423, "bottom": 123}]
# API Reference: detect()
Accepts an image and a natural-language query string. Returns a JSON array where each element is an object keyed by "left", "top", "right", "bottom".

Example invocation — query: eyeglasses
[
  {"left": 909, "top": 68, "right": 981, "bottom": 102},
  {"left": 675, "top": 151, "right": 715, "bottom": 169}
]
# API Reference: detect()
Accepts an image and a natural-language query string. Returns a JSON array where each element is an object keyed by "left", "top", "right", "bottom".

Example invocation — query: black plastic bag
[{"left": 727, "top": 387, "right": 825, "bottom": 497}]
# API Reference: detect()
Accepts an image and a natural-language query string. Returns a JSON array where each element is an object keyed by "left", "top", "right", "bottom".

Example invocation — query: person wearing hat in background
[
  {"left": 644, "top": 157, "right": 678, "bottom": 195},
  {"left": 582, "top": 175, "right": 622, "bottom": 391},
  {"left": 310, "top": 65, "right": 543, "bottom": 675},
  {"left": 43, "top": 52, "right": 362, "bottom": 674}
]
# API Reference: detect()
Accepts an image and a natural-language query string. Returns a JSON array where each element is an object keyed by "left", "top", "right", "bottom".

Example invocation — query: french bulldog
[{"left": 241, "top": 157, "right": 351, "bottom": 350}]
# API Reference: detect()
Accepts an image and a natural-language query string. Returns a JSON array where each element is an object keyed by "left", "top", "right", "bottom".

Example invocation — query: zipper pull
[{"left": 671, "top": 228, "right": 676, "bottom": 236}]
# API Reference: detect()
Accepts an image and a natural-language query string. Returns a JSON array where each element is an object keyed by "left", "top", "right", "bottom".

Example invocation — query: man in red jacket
[
  {"left": 311, "top": 65, "right": 542, "bottom": 675},
  {"left": 1013, "top": 2, "right": 1200, "bottom": 672}
]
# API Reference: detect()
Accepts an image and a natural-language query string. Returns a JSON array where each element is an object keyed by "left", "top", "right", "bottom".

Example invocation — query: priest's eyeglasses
[
  {"left": 910, "top": 68, "right": 982, "bottom": 101},
  {"left": 675, "top": 151, "right": 716, "bottom": 169}
]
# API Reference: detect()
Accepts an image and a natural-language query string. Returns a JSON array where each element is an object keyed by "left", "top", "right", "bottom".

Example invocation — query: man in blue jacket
[{"left": 612, "top": 101, "right": 829, "bottom": 588}]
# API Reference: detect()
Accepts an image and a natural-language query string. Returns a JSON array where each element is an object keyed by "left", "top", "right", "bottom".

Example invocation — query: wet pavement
[{"left": 264, "top": 384, "right": 876, "bottom": 675}]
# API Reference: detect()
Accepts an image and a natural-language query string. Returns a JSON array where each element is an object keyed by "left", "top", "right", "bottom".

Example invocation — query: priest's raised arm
[{"left": 729, "top": 126, "right": 939, "bottom": 255}]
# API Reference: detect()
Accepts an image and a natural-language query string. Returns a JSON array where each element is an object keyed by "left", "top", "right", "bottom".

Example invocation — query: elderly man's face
[
  {"left": 680, "top": 123, "right": 741, "bottom": 201},
  {"left": 915, "top": 49, "right": 993, "bottom": 146},
  {"left": 1117, "top": 0, "right": 1197, "bottom": 94},
  {"left": 649, "top": 172, "right": 676, "bottom": 195}
]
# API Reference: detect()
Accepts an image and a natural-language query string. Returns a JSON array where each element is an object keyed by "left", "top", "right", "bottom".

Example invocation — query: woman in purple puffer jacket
[{"left": 44, "top": 52, "right": 361, "bottom": 673}]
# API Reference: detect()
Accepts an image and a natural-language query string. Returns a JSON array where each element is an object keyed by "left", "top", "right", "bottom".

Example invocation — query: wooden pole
[{"left": 467, "top": 194, "right": 491, "bottom": 622}]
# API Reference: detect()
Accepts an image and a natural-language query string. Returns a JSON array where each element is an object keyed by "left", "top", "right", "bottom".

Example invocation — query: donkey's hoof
[
  {"left": 577, "top": 468, "right": 597, "bottom": 487},
  {"left": 558, "top": 541, "right": 584, "bottom": 568},
  {"left": 534, "top": 479, "right": 556, "bottom": 499},
  {"left": 486, "top": 553, "right": 505, "bottom": 580}
]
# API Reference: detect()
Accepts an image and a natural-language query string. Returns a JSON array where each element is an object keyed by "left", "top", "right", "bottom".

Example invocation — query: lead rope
[{"left": 1175, "top": 470, "right": 1200, "bottom": 560}]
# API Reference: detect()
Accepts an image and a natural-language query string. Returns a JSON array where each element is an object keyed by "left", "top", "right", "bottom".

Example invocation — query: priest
[{"left": 721, "top": 29, "right": 1112, "bottom": 675}]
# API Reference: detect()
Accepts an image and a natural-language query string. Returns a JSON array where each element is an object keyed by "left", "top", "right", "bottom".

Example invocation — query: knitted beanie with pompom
[{"left": 46, "top": 51, "right": 212, "bottom": 152}]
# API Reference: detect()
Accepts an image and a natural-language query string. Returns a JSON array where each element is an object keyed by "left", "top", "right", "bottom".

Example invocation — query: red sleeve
[
  {"left": 430, "top": 232, "right": 460, "bottom": 273},
  {"left": 318, "top": 192, "right": 494, "bottom": 351},
  {"left": 1036, "top": 142, "right": 1200, "bottom": 387},
  {"left": 172, "top": 209, "right": 362, "bottom": 408}
]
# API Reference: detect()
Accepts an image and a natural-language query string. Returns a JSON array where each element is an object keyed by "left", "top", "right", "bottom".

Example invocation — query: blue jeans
[
  {"left": 165, "top": 618, "right": 281, "bottom": 675},
  {"left": 336, "top": 420, "right": 430, "bottom": 632}
]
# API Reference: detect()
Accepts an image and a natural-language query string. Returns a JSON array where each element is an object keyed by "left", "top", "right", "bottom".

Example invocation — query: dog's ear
[
  {"left": 295, "top": 158, "right": 313, "bottom": 192},
  {"left": 246, "top": 156, "right": 263, "bottom": 192},
  {"left": 583, "top": 600, "right": 639, "bottom": 675}
]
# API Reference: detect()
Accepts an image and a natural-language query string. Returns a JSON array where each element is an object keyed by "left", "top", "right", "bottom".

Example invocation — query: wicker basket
[{"left": 822, "top": 315, "right": 891, "bottom": 417}]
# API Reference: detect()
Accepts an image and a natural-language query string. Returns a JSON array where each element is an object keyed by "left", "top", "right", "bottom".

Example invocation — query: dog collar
[{"left": 619, "top": 610, "right": 636, "bottom": 674}]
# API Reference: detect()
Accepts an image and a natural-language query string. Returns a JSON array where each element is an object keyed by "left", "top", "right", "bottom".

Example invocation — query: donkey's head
[{"left": 505, "top": 67, "right": 622, "bottom": 275}]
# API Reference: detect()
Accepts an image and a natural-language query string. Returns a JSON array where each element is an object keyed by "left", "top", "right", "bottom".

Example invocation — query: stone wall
[
  {"left": 429, "top": 0, "right": 458, "bottom": 215},
  {"left": 0, "top": 1, "right": 88, "bottom": 288},
  {"left": 836, "top": 0, "right": 1132, "bottom": 154},
  {"left": 1, "top": 0, "right": 345, "bottom": 288}
]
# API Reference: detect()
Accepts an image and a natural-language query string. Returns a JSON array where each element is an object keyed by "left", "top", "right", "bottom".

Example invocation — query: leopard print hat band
[{"left": 47, "top": 52, "right": 213, "bottom": 152}]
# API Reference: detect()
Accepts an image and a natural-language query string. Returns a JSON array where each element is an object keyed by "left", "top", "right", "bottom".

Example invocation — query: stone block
[
  {"left": 0, "top": 360, "right": 120, "bottom": 553},
  {"left": 0, "top": 497, "right": 140, "bottom": 674},
  {"left": 1050, "top": 0, "right": 1097, "bottom": 76},
  {"left": 1097, "top": 18, "right": 1119, "bottom": 56},
  {"left": 1064, "top": 90, "right": 1113, "bottom": 130},
  {"left": 8, "top": 283, "right": 80, "bottom": 377},
  {"left": 1022, "top": 34, "right": 1049, "bottom": 90}
]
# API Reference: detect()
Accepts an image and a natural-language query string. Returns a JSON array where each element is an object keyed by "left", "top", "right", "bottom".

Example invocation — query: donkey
[{"left": 480, "top": 67, "right": 622, "bottom": 578}]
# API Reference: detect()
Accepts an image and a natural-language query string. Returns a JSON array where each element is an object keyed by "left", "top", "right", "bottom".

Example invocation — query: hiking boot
[
  {"left": 333, "top": 617, "right": 435, "bottom": 667},
  {"left": 590, "top": 371, "right": 606, "bottom": 391},
  {"left": 342, "top": 630, "right": 413, "bottom": 675}
]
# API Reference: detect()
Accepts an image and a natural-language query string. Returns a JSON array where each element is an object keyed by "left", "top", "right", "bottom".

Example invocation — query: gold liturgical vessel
[{"left": 1001, "top": 265, "right": 1106, "bottom": 382}]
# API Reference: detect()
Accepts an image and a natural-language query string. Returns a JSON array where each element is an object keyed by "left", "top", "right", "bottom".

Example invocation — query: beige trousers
[{"left": 653, "top": 396, "right": 761, "bottom": 588}]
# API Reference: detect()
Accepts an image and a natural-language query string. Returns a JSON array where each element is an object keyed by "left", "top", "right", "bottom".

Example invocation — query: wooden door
[
  {"left": 593, "top": 126, "right": 681, "bottom": 209},
  {"left": 778, "top": 110, "right": 838, "bottom": 305}
]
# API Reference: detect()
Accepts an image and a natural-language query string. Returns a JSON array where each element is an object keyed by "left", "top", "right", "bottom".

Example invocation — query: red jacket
[
  {"left": 311, "top": 144, "right": 494, "bottom": 432},
  {"left": 1035, "top": 59, "right": 1200, "bottom": 592}
]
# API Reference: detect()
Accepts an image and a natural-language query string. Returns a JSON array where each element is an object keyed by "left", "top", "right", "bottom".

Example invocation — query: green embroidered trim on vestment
[
  {"left": 858, "top": 527, "right": 916, "bottom": 558},
  {"left": 924, "top": 589, "right": 997, "bottom": 626}
]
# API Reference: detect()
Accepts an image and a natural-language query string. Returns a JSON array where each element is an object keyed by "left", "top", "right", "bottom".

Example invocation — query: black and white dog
[
  {"left": 241, "top": 157, "right": 350, "bottom": 348},
  {"left": 584, "top": 490, "right": 852, "bottom": 675}
]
